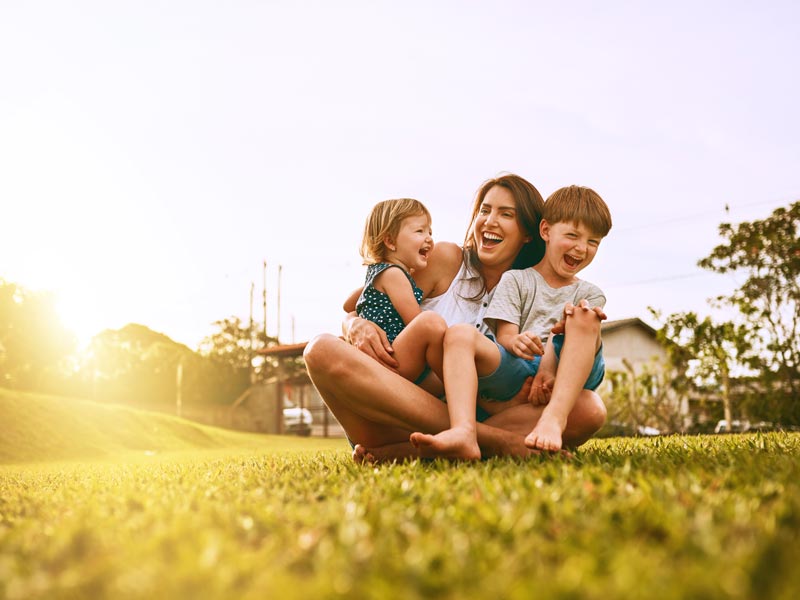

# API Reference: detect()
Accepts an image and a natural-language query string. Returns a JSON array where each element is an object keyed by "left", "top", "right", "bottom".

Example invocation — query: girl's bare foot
[
  {"left": 409, "top": 426, "right": 481, "bottom": 461},
  {"left": 524, "top": 416, "right": 565, "bottom": 452}
]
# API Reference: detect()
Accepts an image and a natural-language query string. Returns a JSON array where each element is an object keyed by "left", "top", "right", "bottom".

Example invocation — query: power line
[
  {"left": 607, "top": 272, "right": 709, "bottom": 288},
  {"left": 614, "top": 197, "right": 791, "bottom": 234}
]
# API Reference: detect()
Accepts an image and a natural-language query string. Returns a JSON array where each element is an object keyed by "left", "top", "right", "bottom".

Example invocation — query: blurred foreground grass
[{"left": 1, "top": 390, "right": 799, "bottom": 599}]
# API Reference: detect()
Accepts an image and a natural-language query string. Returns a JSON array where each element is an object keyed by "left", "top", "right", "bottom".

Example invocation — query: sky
[{"left": 2, "top": 1, "right": 798, "bottom": 350}]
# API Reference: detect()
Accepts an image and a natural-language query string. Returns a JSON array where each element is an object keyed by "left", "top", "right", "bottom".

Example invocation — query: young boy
[{"left": 410, "top": 185, "right": 611, "bottom": 459}]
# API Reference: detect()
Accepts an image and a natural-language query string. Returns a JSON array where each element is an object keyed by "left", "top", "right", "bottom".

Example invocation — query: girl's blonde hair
[{"left": 360, "top": 198, "right": 431, "bottom": 265}]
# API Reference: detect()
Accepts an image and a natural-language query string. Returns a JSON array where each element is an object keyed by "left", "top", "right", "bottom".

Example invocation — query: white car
[
  {"left": 283, "top": 400, "right": 313, "bottom": 436},
  {"left": 714, "top": 419, "right": 750, "bottom": 434}
]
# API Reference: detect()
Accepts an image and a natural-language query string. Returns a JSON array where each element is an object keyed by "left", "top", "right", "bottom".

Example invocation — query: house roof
[
  {"left": 601, "top": 317, "right": 658, "bottom": 337},
  {"left": 257, "top": 341, "right": 308, "bottom": 358}
]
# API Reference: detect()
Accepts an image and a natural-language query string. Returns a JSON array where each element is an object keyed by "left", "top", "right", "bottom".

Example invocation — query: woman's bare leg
[{"left": 303, "top": 334, "right": 535, "bottom": 459}]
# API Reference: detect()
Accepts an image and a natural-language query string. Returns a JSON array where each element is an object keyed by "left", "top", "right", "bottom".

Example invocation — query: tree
[
  {"left": 81, "top": 323, "right": 196, "bottom": 408},
  {"left": 198, "top": 316, "right": 305, "bottom": 385},
  {"left": 699, "top": 201, "right": 800, "bottom": 421},
  {"left": 652, "top": 311, "right": 752, "bottom": 427},
  {"left": 603, "top": 357, "right": 688, "bottom": 434},
  {"left": 0, "top": 279, "right": 76, "bottom": 392}
]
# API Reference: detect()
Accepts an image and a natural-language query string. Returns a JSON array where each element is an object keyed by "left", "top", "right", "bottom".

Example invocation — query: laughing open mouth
[
  {"left": 564, "top": 254, "right": 581, "bottom": 268},
  {"left": 482, "top": 232, "right": 503, "bottom": 247}
]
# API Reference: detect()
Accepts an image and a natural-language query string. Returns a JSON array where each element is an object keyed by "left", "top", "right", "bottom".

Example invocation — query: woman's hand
[{"left": 344, "top": 315, "right": 399, "bottom": 370}]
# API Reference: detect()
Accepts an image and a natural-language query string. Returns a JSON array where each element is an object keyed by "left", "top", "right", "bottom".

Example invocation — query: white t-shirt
[
  {"left": 484, "top": 268, "right": 605, "bottom": 344},
  {"left": 420, "top": 261, "right": 494, "bottom": 334}
]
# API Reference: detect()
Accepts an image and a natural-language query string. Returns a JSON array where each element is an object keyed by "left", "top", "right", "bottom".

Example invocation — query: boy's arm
[
  {"left": 495, "top": 321, "right": 544, "bottom": 360},
  {"left": 373, "top": 268, "right": 422, "bottom": 325}
]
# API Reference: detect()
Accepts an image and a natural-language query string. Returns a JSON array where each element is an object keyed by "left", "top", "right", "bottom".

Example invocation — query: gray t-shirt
[{"left": 484, "top": 268, "right": 606, "bottom": 344}]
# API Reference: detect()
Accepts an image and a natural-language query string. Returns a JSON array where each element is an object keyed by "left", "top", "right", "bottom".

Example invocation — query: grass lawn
[{"left": 1, "top": 390, "right": 799, "bottom": 599}]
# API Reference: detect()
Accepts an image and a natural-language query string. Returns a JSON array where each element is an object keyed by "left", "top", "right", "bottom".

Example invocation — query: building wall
[{"left": 602, "top": 326, "right": 667, "bottom": 373}]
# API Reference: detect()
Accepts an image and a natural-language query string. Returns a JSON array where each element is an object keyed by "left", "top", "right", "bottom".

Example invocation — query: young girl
[{"left": 354, "top": 198, "right": 447, "bottom": 395}]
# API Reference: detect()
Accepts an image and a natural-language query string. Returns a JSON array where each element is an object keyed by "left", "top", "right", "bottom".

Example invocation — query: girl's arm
[
  {"left": 373, "top": 267, "right": 422, "bottom": 325},
  {"left": 495, "top": 321, "right": 544, "bottom": 360}
]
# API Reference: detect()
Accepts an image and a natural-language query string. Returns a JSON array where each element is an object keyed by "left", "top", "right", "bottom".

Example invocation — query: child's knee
[
  {"left": 444, "top": 323, "right": 478, "bottom": 348},
  {"left": 413, "top": 311, "right": 447, "bottom": 337},
  {"left": 565, "top": 306, "right": 601, "bottom": 336}
]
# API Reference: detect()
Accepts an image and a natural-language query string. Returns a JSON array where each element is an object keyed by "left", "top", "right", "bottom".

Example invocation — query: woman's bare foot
[
  {"left": 409, "top": 426, "right": 481, "bottom": 461},
  {"left": 352, "top": 444, "right": 376, "bottom": 464},
  {"left": 353, "top": 441, "right": 422, "bottom": 464},
  {"left": 524, "top": 415, "right": 565, "bottom": 451}
]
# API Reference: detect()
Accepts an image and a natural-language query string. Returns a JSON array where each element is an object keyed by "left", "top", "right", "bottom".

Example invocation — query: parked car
[
  {"left": 714, "top": 419, "right": 751, "bottom": 434},
  {"left": 283, "top": 399, "right": 313, "bottom": 436}
]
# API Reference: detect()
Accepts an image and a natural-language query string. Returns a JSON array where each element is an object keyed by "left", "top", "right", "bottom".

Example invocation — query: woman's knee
[
  {"left": 303, "top": 334, "right": 344, "bottom": 377},
  {"left": 577, "top": 390, "right": 607, "bottom": 431}
]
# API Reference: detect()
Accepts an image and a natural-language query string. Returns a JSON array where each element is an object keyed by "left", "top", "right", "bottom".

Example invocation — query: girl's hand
[
  {"left": 510, "top": 332, "right": 544, "bottom": 360},
  {"left": 346, "top": 317, "right": 399, "bottom": 370}
]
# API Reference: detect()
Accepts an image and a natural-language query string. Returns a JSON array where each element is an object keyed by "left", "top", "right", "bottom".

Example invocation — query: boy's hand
[
  {"left": 551, "top": 300, "right": 608, "bottom": 334},
  {"left": 510, "top": 332, "right": 544, "bottom": 360},
  {"left": 529, "top": 371, "right": 554, "bottom": 405}
]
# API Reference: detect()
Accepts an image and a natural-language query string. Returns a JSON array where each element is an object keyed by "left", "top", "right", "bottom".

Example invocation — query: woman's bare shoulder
[{"left": 415, "top": 241, "right": 464, "bottom": 296}]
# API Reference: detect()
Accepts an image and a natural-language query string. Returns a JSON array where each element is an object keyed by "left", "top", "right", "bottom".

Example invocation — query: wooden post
[{"left": 176, "top": 360, "right": 183, "bottom": 418}]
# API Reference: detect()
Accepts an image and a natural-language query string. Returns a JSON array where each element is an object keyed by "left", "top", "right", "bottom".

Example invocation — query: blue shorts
[
  {"left": 475, "top": 333, "right": 605, "bottom": 422},
  {"left": 477, "top": 342, "right": 541, "bottom": 402}
]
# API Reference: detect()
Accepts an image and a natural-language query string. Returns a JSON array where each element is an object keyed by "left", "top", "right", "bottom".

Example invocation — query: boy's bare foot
[
  {"left": 409, "top": 426, "right": 481, "bottom": 461},
  {"left": 524, "top": 416, "right": 565, "bottom": 452}
]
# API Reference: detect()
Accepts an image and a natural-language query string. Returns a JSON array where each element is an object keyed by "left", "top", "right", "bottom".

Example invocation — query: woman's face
[{"left": 471, "top": 185, "right": 530, "bottom": 268}]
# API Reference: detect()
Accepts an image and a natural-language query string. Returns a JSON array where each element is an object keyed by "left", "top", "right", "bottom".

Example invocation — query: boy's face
[{"left": 539, "top": 220, "right": 603, "bottom": 282}]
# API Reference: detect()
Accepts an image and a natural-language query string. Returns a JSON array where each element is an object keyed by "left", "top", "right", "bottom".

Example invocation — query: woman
[{"left": 304, "top": 174, "right": 607, "bottom": 461}]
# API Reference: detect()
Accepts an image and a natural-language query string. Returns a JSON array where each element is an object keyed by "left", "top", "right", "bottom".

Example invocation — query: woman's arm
[{"left": 343, "top": 287, "right": 363, "bottom": 313}]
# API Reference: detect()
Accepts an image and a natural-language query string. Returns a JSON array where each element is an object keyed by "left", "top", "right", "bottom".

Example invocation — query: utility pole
[
  {"left": 277, "top": 264, "right": 283, "bottom": 343},
  {"left": 249, "top": 282, "right": 255, "bottom": 383},
  {"left": 262, "top": 260, "right": 267, "bottom": 339}
]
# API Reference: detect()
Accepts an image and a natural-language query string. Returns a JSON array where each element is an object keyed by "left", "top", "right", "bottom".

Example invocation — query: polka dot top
[{"left": 356, "top": 263, "right": 423, "bottom": 343}]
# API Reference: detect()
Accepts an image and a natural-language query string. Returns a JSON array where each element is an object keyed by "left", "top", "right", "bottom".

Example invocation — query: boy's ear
[{"left": 539, "top": 219, "right": 550, "bottom": 241}]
